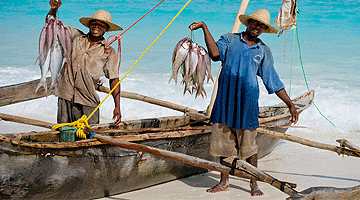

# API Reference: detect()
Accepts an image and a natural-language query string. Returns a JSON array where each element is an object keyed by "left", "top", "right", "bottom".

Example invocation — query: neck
[
  {"left": 242, "top": 32, "right": 259, "bottom": 46},
  {"left": 88, "top": 33, "right": 103, "bottom": 43},
  {"left": 243, "top": 32, "right": 259, "bottom": 42}
]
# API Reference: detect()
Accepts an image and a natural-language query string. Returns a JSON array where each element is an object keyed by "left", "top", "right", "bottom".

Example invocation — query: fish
[
  {"left": 170, "top": 37, "right": 213, "bottom": 98},
  {"left": 35, "top": 15, "right": 72, "bottom": 95},
  {"left": 48, "top": 35, "right": 64, "bottom": 94},
  {"left": 195, "top": 50, "right": 207, "bottom": 98},
  {"left": 35, "top": 46, "right": 51, "bottom": 95},
  {"left": 169, "top": 38, "right": 191, "bottom": 84}
]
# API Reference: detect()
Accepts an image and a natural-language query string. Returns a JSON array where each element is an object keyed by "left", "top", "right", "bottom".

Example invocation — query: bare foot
[
  {"left": 206, "top": 182, "right": 230, "bottom": 193},
  {"left": 250, "top": 182, "right": 264, "bottom": 196}
]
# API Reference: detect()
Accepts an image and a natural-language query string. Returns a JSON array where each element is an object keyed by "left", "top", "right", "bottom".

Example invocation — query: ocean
[{"left": 0, "top": 0, "right": 359, "bottom": 144}]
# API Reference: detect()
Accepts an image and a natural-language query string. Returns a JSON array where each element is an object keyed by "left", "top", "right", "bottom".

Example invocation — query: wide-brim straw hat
[
  {"left": 79, "top": 10, "right": 123, "bottom": 32},
  {"left": 239, "top": 9, "right": 278, "bottom": 34}
]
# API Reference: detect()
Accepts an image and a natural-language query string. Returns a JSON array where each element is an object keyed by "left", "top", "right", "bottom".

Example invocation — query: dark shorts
[{"left": 57, "top": 98, "right": 99, "bottom": 125}]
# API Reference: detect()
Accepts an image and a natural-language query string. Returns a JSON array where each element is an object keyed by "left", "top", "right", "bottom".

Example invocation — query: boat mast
[{"left": 206, "top": 0, "right": 250, "bottom": 116}]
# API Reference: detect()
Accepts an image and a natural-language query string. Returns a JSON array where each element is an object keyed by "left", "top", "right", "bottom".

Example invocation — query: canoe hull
[
  {"left": 0, "top": 91, "right": 314, "bottom": 199},
  {"left": 0, "top": 133, "right": 212, "bottom": 199}
]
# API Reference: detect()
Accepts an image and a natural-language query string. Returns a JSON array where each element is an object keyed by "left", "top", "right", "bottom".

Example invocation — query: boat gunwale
[{"left": 0, "top": 90, "right": 314, "bottom": 152}]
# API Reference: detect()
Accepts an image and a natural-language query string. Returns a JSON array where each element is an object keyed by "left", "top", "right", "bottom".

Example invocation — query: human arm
[
  {"left": 47, "top": 0, "right": 61, "bottom": 21},
  {"left": 110, "top": 78, "right": 122, "bottom": 125},
  {"left": 189, "top": 21, "right": 220, "bottom": 61},
  {"left": 275, "top": 88, "right": 298, "bottom": 124}
]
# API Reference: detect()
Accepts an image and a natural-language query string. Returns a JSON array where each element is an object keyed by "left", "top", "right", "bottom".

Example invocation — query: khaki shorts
[{"left": 210, "top": 123, "right": 258, "bottom": 160}]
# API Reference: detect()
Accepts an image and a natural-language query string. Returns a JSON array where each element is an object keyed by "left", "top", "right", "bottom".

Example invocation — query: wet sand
[{"left": 98, "top": 132, "right": 360, "bottom": 200}]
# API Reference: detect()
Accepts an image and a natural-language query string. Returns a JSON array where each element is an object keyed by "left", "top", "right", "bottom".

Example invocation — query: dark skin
[
  {"left": 189, "top": 20, "right": 298, "bottom": 196},
  {"left": 48, "top": 0, "right": 122, "bottom": 125}
]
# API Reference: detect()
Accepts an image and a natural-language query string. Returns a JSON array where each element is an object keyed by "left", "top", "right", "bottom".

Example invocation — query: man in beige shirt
[{"left": 48, "top": 0, "right": 122, "bottom": 125}]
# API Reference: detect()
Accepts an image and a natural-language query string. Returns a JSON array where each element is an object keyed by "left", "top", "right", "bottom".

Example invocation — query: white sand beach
[{"left": 99, "top": 131, "right": 360, "bottom": 200}]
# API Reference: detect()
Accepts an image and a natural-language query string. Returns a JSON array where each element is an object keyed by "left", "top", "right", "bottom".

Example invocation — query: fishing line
[
  {"left": 288, "top": 27, "right": 297, "bottom": 96},
  {"left": 295, "top": 25, "right": 336, "bottom": 127}
]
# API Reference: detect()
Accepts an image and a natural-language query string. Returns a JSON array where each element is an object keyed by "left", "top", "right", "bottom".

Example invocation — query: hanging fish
[
  {"left": 170, "top": 37, "right": 213, "bottom": 98},
  {"left": 35, "top": 15, "right": 72, "bottom": 96},
  {"left": 274, "top": 0, "right": 298, "bottom": 36}
]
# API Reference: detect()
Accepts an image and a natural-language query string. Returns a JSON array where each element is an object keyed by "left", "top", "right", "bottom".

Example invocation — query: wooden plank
[
  {"left": 0, "top": 77, "right": 51, "bottom": 107},
  {"left": 0, "top": 113, "right": 55, "bottom": 129}
]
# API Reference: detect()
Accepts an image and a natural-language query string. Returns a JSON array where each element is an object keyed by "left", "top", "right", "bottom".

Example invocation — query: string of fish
[{"left": 169, "top": 31, "right": 214, "bottom": 98}]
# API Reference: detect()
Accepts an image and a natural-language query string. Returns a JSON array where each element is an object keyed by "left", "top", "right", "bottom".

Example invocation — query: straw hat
[
  {"left": 239, "top": 9, "right": 278, "bottom": 34},
  {"left": 79, "top": 10, "right": 123, "bottom": 32}
]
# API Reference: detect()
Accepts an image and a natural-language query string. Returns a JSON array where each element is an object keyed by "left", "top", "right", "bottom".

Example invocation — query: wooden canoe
[{"left": 0, "top": 79, "right": 314, "bottom": 199}]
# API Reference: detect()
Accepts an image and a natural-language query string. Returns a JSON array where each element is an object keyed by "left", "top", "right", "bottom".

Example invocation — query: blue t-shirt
[{"left": 210, "top": 33, "right": 284, "bottom": 130}]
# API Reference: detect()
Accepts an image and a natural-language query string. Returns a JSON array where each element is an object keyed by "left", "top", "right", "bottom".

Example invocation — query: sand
[{"left": 98, "top": 134, "right": 360, "bottom": 200}]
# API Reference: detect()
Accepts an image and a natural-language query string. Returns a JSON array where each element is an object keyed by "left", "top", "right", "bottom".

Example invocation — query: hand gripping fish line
[{"left": 51, "top": 0, "right": 193, "bottom": 139}]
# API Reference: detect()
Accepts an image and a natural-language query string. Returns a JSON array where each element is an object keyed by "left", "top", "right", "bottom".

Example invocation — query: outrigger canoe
[{"left": 0, "top": 79, "right": 314, "bottom": 199}]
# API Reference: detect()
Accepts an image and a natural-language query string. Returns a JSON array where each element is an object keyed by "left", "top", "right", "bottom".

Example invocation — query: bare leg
[
  {"left": 206, "top": 157, "right": 230, "bottom": 193},
  {"left": 246, "top": 154, "right": 264, "bottom": 196}
]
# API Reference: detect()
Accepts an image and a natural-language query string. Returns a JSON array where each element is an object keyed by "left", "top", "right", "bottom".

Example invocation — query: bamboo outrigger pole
[
  {"left": 205, "top": 0, "right": 250, "bottom": 116},
  {"left": 0, "top": 113, "right": 55, "bottom": 129},
  {"left": 94, "top": 134, "right": 298, "bottom": 196},
  {"left": 257, "top": 128, "right": 360, "bottom": 158}
]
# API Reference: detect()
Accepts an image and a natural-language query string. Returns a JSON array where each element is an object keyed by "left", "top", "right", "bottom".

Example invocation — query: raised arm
[
  {"left": 189, "top": 21, "right": 220, "bottom": 61},
  {"left": 275, "top": 88, "right": 299, "bottom": 124},
  {"left": 46, "top": 0, "right": 62, "bottom": 21}
]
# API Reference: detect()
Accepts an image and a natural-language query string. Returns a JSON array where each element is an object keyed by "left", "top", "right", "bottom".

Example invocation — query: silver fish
[
  {"left": 48, "top": 35, "right": 64, "bottom": 95},
  {"left": 169, "top": 38, "right": 191, "bottom": 84},
  {"left": 195, "top": 50, "right": 207, "bottom": 98},
  {"left": 170, "top": 37, "right": 213, "bottom": 98},
  {"left": 35, "top": 46, "right": 51, "bottom": 94},
  {"left": 35, "top": 16, "right": 72, "bottom": 95}
]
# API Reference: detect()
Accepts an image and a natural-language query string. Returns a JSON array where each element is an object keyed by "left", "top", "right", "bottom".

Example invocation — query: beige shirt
[{"left": 57, "top": 26, "right": 118, "bottom": 107}]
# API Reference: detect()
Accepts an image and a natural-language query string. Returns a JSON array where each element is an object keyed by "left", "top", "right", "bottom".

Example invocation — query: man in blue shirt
[{"left": 189, "top": 9, "right": 298, "bottom": 196}]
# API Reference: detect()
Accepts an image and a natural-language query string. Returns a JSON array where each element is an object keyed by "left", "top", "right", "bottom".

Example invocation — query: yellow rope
[
  {"left": 51, "top": 115, "right": 88, "bottom": 139},
  {"left": 51, "top": 0, "right": 193, "bottom": 139}
]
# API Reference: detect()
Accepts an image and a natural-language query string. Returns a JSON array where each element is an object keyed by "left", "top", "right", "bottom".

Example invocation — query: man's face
[
  {"left": 247, "top": 19, "right": 267, "bottom": 37},
  {"left": 89, "top": 20, "right": 108, "bottom": 38}
]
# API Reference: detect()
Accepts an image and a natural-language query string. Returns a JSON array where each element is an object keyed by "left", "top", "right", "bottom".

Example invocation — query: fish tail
[{"left": 35, "top": 79, "right": 48, "bottom": 95}]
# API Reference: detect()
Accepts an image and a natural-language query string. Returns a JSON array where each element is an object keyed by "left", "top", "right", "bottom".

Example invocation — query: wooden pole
[
  {"left": 0, "top": 78, "right": 51, "bottom": 107},
  {"left": 94, "top": 134, "right": 298, "bottom": 196},
  {"left": 97, "top": 85, "right": 199, "bottom": 114},
  {"left": 0, "top": 79, "right": 202, "bottom": 117},
  {"left": 0, "top": 113, "right": 55, "bottom": 129},
  {"left": 257, "top": 128, "right": 360, "bottom": 158},
  {"left": 231, "top": 0, "right": 250, "bottom": 33},
  {"left": 336, "top": 139, "right": 360, "bottom": 157},
  {"left": 205, "top": 0, "right": 250, "bottom": 116}
]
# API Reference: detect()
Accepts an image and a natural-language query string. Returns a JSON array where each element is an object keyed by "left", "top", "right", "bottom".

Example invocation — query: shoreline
[{"left": 98, "top": 136, "right": 360, "bottom": 200}]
